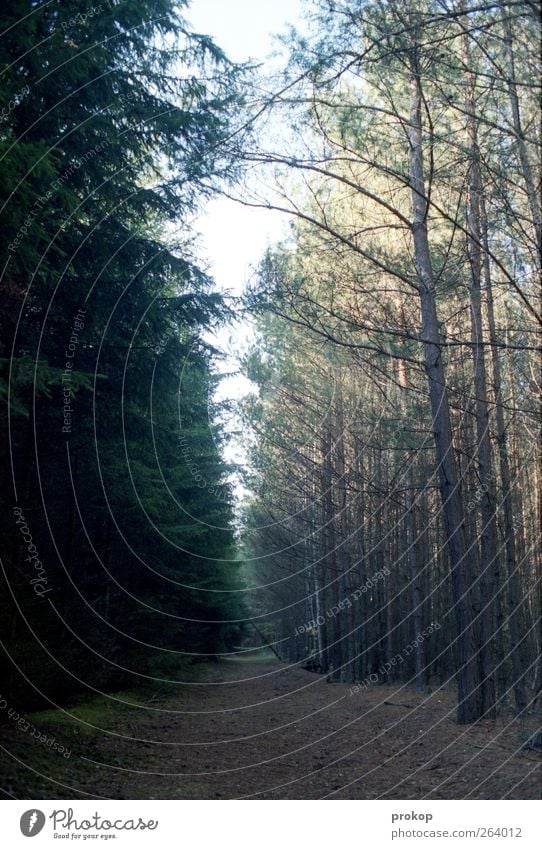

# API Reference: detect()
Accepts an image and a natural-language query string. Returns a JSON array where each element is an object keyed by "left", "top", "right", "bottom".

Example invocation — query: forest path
[{"left": 2, "top": 657, "right": 540, "bottom": 799}]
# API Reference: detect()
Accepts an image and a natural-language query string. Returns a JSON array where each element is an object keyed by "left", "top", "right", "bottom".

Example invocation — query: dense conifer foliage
[{"left": 0, "top": 0, "right": 245, "bottom": 708}]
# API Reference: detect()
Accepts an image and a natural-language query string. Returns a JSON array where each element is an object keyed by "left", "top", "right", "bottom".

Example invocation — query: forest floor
[{"left": 1, "top": 653, "right": 540, "bottom": 799}]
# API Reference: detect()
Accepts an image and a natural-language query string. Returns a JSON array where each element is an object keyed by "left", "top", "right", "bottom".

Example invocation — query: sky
[
  {"left": 185, "top": 0, "right": 304, "bottom": 478},
  {"left": 187, "top": 0, "right": 302, "bottom": 302}
]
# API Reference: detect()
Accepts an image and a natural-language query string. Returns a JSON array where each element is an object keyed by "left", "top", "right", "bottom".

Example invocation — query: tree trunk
[
  {"left": 409, "top": 61, "right": 482, "bottom": 723},
  {"left": 480, "top": 191, "right": 529, "bottom": 713},
  {"left": 463, "top": 29, "right": 497, "bottom": 718}
]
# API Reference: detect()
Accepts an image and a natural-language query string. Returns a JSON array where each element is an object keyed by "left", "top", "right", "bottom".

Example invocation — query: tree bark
[
  {"left": 463, "top": 27, "right": 497, "bottom": 718},
  {"left": 409, "top": 60, "right": 482, "bottom": 723}
]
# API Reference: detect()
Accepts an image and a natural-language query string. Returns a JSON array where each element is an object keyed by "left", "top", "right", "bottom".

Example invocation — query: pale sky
[
  {"left": 186, "top": 0, "right": 304, "bottom": 478},
  {"left": 188, "top": 0, "right": 302, "bottom": 302},
  {"left": 188, "top": 0, "right": 302, "bottom": 63}
]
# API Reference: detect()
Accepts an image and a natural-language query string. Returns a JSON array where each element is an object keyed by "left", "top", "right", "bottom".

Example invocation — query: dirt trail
[{"left": 2, "top": 658, "right": 540, "bottom": 799}]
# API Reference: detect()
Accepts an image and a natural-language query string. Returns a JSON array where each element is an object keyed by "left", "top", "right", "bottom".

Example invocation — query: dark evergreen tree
[{"left": 0, "top": 0, "right": 246, "bottom": 709}]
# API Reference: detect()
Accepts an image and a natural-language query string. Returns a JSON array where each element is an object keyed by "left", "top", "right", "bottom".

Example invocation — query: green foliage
[{"left": 0, "top": 0, "right": 246, "bottom": 710}]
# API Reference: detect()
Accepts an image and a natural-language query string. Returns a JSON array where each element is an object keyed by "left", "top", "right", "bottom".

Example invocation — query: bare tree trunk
[
  {"left": 500, "top": 0, "right": 542, "bottom": 703},
  {"left": 335, "top": 381, "right": 355, "bottom": 681},
  {"left": 354, "top": 431, "right": 368, "bottom": 682},
  {"left": 399, "top": 361, "right": 427, "bottom": 691},
  {"left": 322, "top": 423, "right": 341, "bottom": 680},
  {"left": 480, "top": 191, "right": 529, "bottom": 713},
  {"left": 409, "top": 59, "right": 482, "bottom": 723},
  {"left": 463, "top": 30, "right": 497, "bottom": 718},
  {"left": 499, "top": 1, "right": 542, "bottom": 257}
]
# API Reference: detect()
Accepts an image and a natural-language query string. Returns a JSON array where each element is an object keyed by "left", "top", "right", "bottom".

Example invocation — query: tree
[
  {"left": 0, "top": 0, "right": 246, "bottom": 710},
  {"left": 240, "top": 0, "right": 540, "bottom": 723}
]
